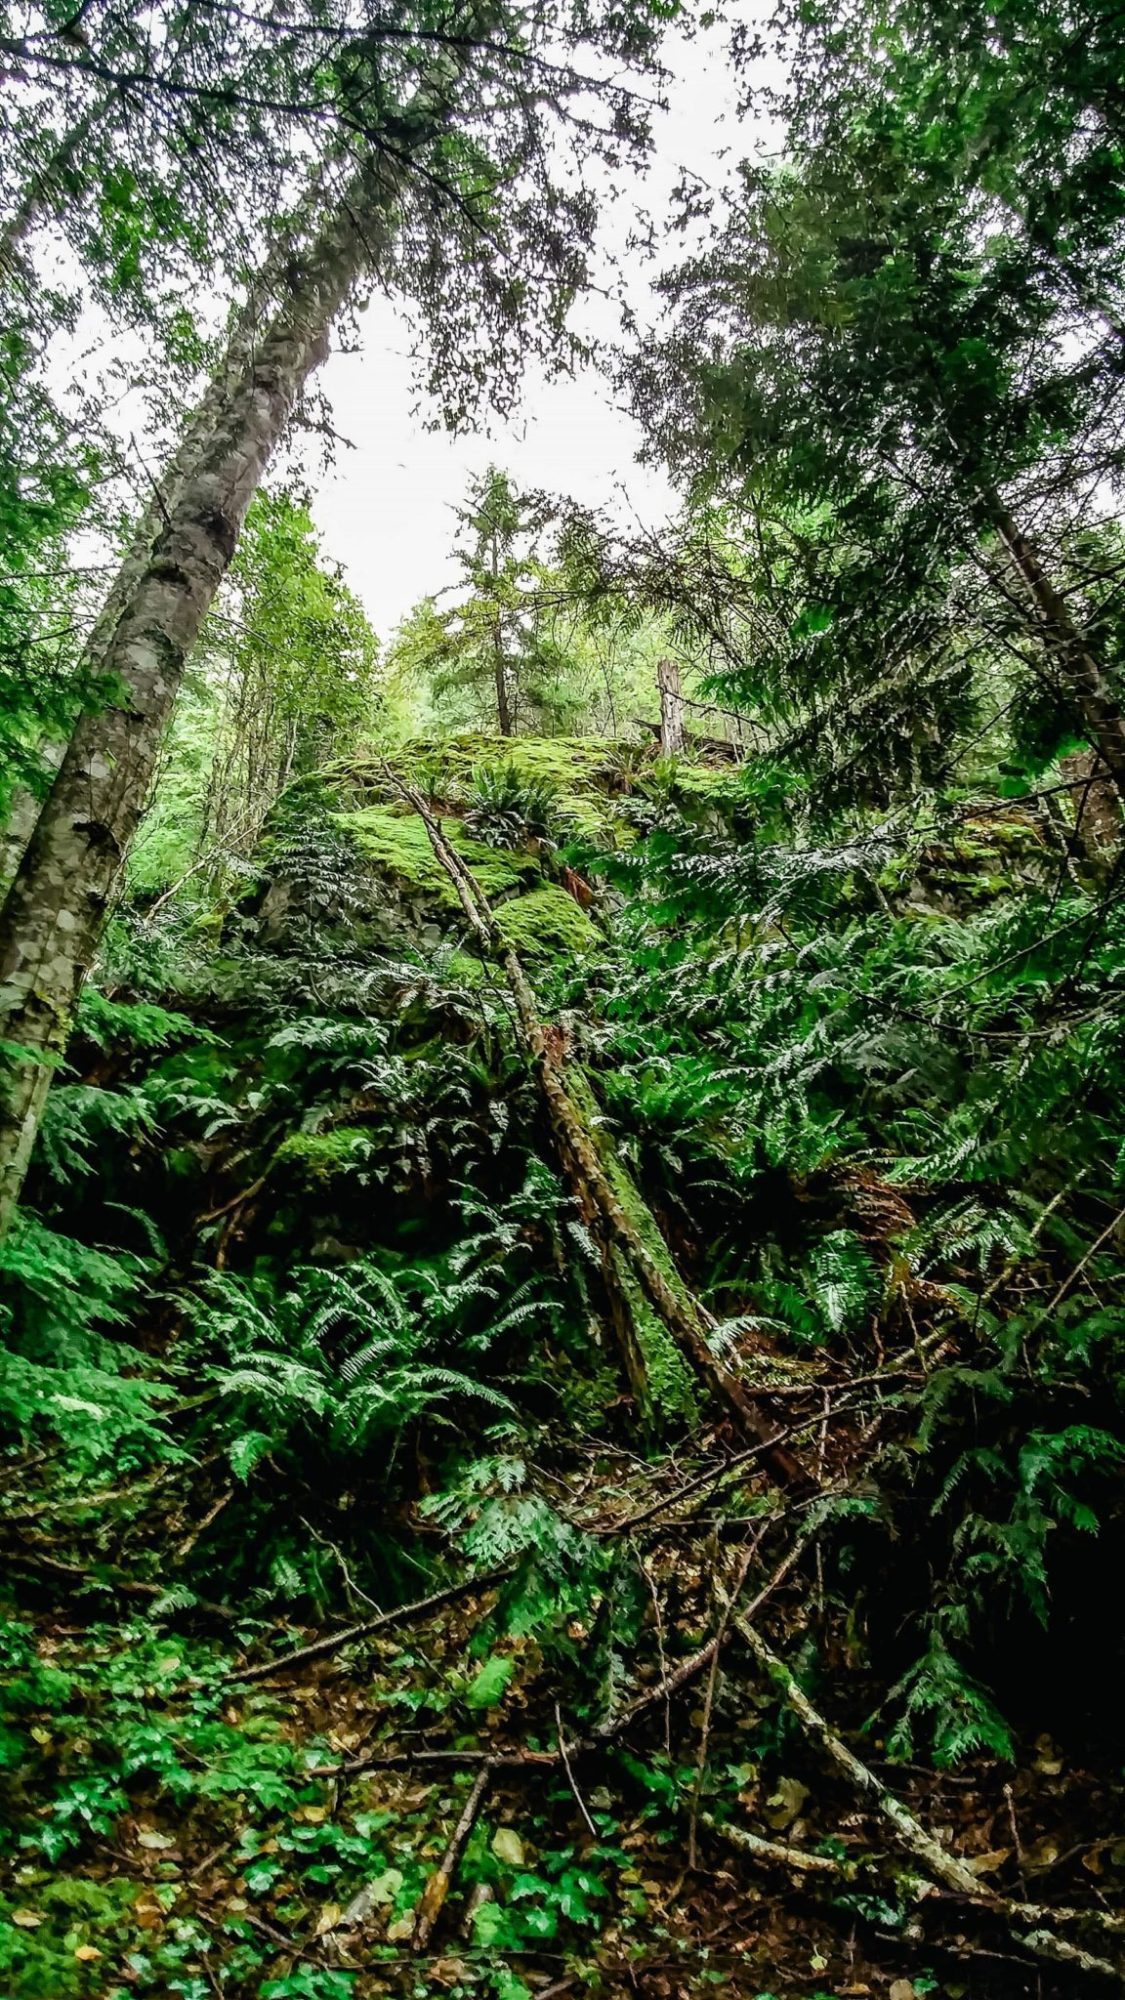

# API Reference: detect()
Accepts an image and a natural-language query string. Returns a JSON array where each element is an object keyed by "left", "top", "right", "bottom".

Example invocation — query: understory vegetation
[{"left": 2, "top": 1, "right": 1125, "bottom": 1998}]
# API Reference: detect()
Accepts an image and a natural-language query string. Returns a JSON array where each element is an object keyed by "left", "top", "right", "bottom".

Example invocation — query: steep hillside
[{"left": 2, "top": 736, "right": 1123, "bottom": 2000}]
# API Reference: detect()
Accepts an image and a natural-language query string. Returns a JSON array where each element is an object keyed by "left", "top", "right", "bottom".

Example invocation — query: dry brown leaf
[
  {"left": 966, "top": 1847, "right": 1011, "bottom": 1875},
  {"left": 1033, "top": 1735, "right": 1063, "bottom": 1776},
  {"left": 765, "top": 1776, "right": 809, "bottom": 1829},
  {"left": 1022, "top": 1835, "right": 1061, "bottom": 1873}
]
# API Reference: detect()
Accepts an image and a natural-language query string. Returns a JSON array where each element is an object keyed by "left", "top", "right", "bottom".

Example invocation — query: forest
[{"left": 1, "top": 1, "right": 1124, "bottom": 1997}]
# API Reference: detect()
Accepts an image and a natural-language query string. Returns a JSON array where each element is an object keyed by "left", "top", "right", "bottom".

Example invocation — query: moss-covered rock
[
  {"left": 334, "top": 805, "right": 535, "bottom": 905},
  {"left": 493, "top": 885, "right": 599, "bottom": 960},
  {"left": 272, "top": 1127, "right": 374, "bottom": 1188},
  {"left": 334, "top": 735, "right": 634, "bottom": 844}
]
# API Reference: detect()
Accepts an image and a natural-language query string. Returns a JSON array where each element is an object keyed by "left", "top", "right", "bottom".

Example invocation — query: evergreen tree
[
  {"left": 628, "top": 0, "right": 1125, "bottom": 808},
  {"left": 433, "top": 466, "right": 566, "bottom": 735}
]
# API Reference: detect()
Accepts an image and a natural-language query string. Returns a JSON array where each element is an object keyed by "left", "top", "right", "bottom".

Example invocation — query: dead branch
[
  {"left": 227, "top": 1566, "right": 512, "bottom": 1683},
  {"left": 700, "top": 1815, "right": 842, "bottom": 1873},
  {"left": 730, "top": 1612, "right": 1122, "bottom": 1980},
  {"left": 411, "top": 1763, "right": 493, "bottom": 1951},
  {"left": 400, "top": 780, "right": 815, "bottom": 1492}
]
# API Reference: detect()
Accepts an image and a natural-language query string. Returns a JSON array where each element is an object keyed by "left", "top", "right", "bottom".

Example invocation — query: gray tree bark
[
  {"left": 0, "top": 742, "right": 65, "bottom": 909},
  {"left": 657, "top": 655, "right": 685, "bottom": 755},
  {"left": 0, "top": 130, "right": 442, "bottom": 1235}
]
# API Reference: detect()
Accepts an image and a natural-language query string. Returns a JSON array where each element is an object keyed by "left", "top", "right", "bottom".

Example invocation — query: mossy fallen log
[{"left": 400, "top": 780, "right": 814, "bottom": 1487}]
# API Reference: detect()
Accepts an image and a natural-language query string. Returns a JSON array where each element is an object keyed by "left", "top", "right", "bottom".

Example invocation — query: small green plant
[{"left": 463, "top": 761, "right": 561, "bottom": 848}]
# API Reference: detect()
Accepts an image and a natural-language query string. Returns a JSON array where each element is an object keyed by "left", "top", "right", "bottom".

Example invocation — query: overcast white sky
[{"left": 306, "top": 21, "right": 764, "bottom": 638}]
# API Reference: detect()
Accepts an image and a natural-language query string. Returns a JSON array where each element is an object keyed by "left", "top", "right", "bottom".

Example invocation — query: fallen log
[
  {"left": 729, "top": 1609, "right": 1122, "bottom": 1981},
  {"left": 401, "top": 781, "right": 815, "bottom": 1492}
]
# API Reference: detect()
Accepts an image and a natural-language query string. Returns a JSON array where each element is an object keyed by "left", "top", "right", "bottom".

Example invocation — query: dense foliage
[{"left": 2, "top": 1, "right": 1125, "bottom": 1998}]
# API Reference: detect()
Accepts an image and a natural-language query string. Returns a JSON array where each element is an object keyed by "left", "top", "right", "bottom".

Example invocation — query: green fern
[{"left": 883, "top": 1624, "right": 1015, "bottom": 1767}]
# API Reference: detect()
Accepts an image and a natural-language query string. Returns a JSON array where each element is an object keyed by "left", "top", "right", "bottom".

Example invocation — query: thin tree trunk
[
  {"left": 494, "top": 619, "right": 513, "bottom": 735},
  {"left": 0, "top": 124, "right": 448, "bottom": 1235},
  {"left": 657, "top": 655, "right": 685, "bottom": 755},
  {"left": 0, "top": 100, "right": 107, "bottom": 270},
  {"left": 984, "top": 491, "right": 1125, "bottom": 810},
  {"left": 491, "top": 527, "right": 512, "bottom": 734}
]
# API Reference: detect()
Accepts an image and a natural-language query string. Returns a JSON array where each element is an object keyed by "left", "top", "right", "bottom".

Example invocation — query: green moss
[
  {"left": 334, "top": 805, "right": 534, "bottom": 905},
  {"left": 335, "top": 736, "right": 629, "bottom": 841},
  {"left": 445, "top": 948, "right": 489, "bottom": 986},
  {"left": 493, "top": 885, "right": 599, "bottom": 960},
  {"left": 272, "top": 1127, "right": 372, "bottom": 1187},
  {"left": 410, "top": 733, "right": 615, "bottom": 793}
]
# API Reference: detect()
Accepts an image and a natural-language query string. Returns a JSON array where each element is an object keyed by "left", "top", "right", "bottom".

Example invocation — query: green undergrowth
[{"left": 1, "top": 734, "right": 1124, "bottom": 1997}]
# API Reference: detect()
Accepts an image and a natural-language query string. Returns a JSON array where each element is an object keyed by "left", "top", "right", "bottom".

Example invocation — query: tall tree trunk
[
  {"left": 494, "top": 617, "right": 513, "bottom": 735},
  {"left": 0, "top": 135, "right": 440, "bottom": 1236},
  {"left": 984, "top": 491, "right": 1125, "bottom": 810},
  {"left": 0, "top": 180, "right": 331, "bottom": 908}
]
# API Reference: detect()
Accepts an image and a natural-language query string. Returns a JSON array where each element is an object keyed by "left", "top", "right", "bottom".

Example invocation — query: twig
[
  {"left": 589, "top": 1398, "right": 861, "bottom": 1539},
  {"left": 310, "top": 1744, "right": 557, "bottom": 1780},
  {"left": 411, "top": 1764, "right": 493, "bottom": 1951},
  {"left": 702, "top": 1813, "right": 1121, "bottom": 1978},
  {"left": 197, "top": 1173, "right": 270, "bottom": 1226},
  {"left": 688, "top": 1534, "right": 764, "bottom": 1867},
  {"left": 555, "top": 1701, "right": 597, "bottom": 1836},
  {"left": 699, "top": 1815, "right": 841, "bottom": 1874},
  {"left": 730, "top": 1614, "right": 1121, "bottom": 1980},
  {"left": 1040, "top": 1202, "right": 1125, "bottom": 1317},
  {"left": 635, "top": 1549, "right": 672, "bottom": 1754},
  {"left": 311, "top": 1539, "right": 806, "bottom": 1787},
  {"left": 176, "top": 1488, "right": 233, "bottom": 1560},
  {"left": 1004, "top": 1780, "right": 1027, "bottom": 1900},
  {"left": 1, "top": 1453, "right": 218, "bottom": 1526},
  {"left": 188, "top": 1838, "right": 234, "bottom": 1885},
  {"left": 227, "top": 1567, "right": 512, "bottom": 1683},
  {"left": 592, "top": 1537, "right": 805, "bottom": 1745},
  {"left": 6, "top": 1542, "right": 234, "bottom": 1620},
  {"left": 240, "top": 1910, "right": 322, "bottom": 1968}
]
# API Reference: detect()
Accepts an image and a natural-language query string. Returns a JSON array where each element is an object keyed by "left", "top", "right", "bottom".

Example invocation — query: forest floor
[{"left": 6, "top": 1434, "right": 1121, "bottom": 2000}]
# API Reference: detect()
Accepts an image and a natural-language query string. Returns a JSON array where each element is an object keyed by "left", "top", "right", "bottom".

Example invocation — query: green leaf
[{"left": 464, "top": 1654, "right": 515, "bottom": 1710}]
